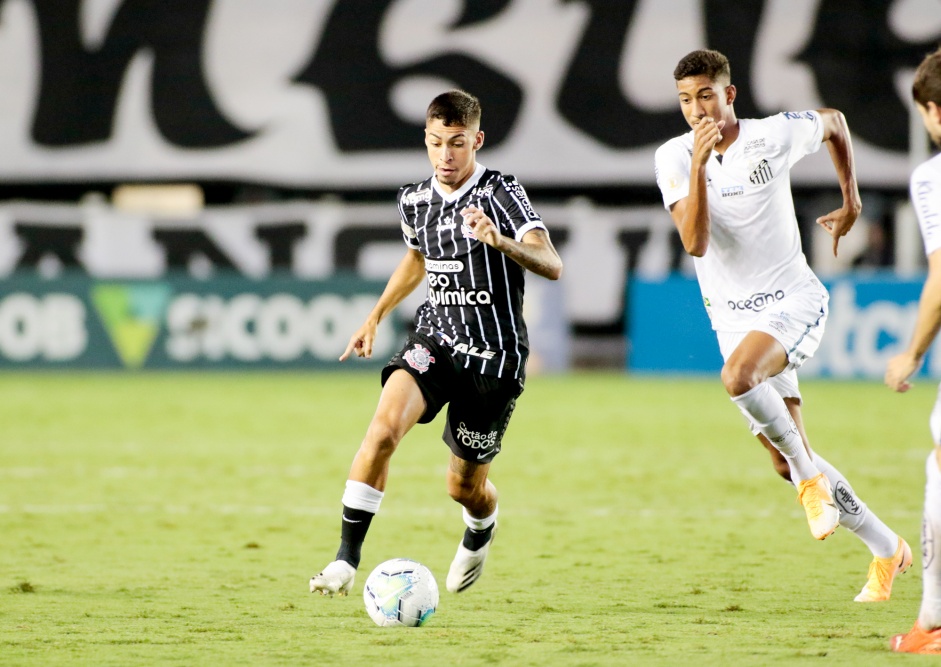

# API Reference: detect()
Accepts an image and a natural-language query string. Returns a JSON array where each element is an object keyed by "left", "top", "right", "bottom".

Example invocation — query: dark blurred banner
[{"left": 1, "top": 0, "right": 937, "bottom": 188}]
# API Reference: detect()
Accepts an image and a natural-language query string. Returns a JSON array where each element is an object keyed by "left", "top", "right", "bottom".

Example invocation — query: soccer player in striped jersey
[
  {"left": 655, "top": 49, "right": 910, "bottom": 600},
  {"left": 310, "top": 90, "right": 562, "bottom": 597},
  {"left": 885, "top": 47, "right": 941, "bottom": 654}
]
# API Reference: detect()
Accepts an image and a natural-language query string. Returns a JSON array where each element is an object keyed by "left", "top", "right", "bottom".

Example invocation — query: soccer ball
[{"left": 363, "top": 558, "right": 439, "bottom": 627}]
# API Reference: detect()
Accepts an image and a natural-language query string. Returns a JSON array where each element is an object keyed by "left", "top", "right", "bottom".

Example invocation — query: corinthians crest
[{"left": 403, "top": 344, "right": 435, "bottom": 373}]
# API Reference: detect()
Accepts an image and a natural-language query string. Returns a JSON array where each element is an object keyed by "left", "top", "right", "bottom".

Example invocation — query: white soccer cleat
[
  {"left": 310, "top": 560, "right": 356, "bottom": 597},
  {"left": 446, "top": 526, "right": 497, "bottom": 593}
]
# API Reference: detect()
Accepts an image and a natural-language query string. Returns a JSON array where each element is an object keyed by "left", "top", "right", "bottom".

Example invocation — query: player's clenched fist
[
  {"left": 461, "top": 205, "right": 502, "bottom": 247},
  {"left": 693, "top": 116, "right": 725, "bottom": 164}
]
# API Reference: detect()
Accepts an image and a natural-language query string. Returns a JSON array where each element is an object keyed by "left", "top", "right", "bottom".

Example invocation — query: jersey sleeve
[
  {"left": 776, "top": 110, "right": 824, "bottom": 167},
  {"left": 396, "top": 186, "right": 420, "bottom": 250},
  {"left": 911, "top": 160, "right": 941, "bottom": 256},
  {"left": 654, "top": 139, "right": 690, "bottom": 211},
  {"left": 492, "top": 175, "right": 547, "bottom": 241}
]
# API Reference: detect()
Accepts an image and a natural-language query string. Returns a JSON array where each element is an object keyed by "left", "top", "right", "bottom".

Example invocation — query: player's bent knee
[
  {"left": 445, "top": 475, "right": 482, "bottom": 506},
  {"left": 362, "top": 420, "right": 405, "bottom": 458},
  {"left": 720, "top": 362, "right": 761, "bottom": 397}
]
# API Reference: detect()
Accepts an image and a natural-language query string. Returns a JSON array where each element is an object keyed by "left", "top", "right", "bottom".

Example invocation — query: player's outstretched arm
[
  {"left": 815, "top": 108, "right": 863, "bottom": 256},
  {"left": 461, "top": 205, "right": 563, "bottom": 280},
  {"left": 887, "top": 249, "right": 941, "bottom": 391},
  {"left": 339, "top": 249, "right": 425, "bottom": 360}
]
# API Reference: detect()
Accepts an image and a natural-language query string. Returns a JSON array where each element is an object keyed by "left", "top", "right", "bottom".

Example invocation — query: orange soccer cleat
[
  {"left": 855, "top": 537, "right": 913, "bottom": 602},
  {"left": 891, "top": 622, "right": 941, "bottom": 654},
  {"left": 796, "top": 473, "right": 839, "bottom": 540}
]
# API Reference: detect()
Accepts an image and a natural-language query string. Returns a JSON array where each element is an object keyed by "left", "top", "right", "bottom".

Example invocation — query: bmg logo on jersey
[
  {"left": 727, "top": 289, "right": 785, "bottom": 312},
  {"left": 403, "top": 188, "right": 432, "bottom": 205}
]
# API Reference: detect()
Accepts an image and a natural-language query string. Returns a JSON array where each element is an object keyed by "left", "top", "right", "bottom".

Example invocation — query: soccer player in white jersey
[
  {"left": 655, "top": 49, "right": 910, "bottom": 601},
  {"left": 310, "top": 90, "right": 562, "bottom": 597},
  {"left": 885, "top": 47, "right": 941, "bottom": 653}
]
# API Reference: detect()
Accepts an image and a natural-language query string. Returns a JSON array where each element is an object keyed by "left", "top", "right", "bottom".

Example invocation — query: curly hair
[{"left": 673, "top": 49, "right": 731, "bottom": 82}]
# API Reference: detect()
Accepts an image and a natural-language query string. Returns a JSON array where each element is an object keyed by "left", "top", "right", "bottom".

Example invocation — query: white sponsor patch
[
  {"left": 425, "top": 259, "right": 464, "bottom": 272},
  {"left": 401, "top": 220, "right": 417, "bottom": 239},
  {"left": 403, "top": 189, "right": 432, "bottom": 205}
]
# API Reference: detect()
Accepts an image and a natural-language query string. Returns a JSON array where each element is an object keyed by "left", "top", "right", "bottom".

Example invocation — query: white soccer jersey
[
  {"left": 655, "top": 111, "right": 825, "bottom": 331},
  {"left": 911, "top": 152, "right": 941, "bottom": 256}
]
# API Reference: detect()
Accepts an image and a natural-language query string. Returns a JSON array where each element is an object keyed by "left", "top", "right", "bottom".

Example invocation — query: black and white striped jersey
[{"left": 396, "top": 163, "right": 548, "bottom": 378}]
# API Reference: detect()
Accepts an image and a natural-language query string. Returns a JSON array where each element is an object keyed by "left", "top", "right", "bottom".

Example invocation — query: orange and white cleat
[
  {"left": 855, "top": 537, "right": 912, "bottom": 602},
  {"left": 796, "top": 473, "right": 839, "bottom": 540},
  {"left": 891, "top": 622, "right": 941, "bottom": 653}
]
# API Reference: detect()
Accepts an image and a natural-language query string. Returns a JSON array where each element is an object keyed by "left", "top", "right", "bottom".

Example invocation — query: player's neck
[{"left": 714, "top": 118, "right": 740, "bottom": 155}]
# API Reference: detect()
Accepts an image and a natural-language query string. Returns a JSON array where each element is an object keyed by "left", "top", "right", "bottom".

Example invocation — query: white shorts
[
  {"left": 930, "top": 384, "right": 941, "bottom": 445},
  {"left": 717, "top": 278, "right": 828, "bottom": 429}
]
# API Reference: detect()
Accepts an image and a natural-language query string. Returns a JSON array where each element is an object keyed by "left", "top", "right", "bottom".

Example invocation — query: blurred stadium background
[
  {"left": 0, "top": 0, "right": 937, "bottom": 377},
  {"left": 4, "top": 3, "right": 941, "bottom": 664}
]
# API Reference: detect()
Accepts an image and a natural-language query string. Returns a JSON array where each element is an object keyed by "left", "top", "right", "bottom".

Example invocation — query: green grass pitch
[{"left": 0, "top": 371, "right": 932, "bottom": 666}]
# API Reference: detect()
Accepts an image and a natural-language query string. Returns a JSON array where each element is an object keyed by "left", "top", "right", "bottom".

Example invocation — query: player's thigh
[
  {"left": 381, "top": 332, "right": 456, "bottom": 425},
  {"left": 721, "top": 330, "right": 789, "bottom": 390},
  {"left": 752, "top": 279, "right": 828, "bottom": 370},
  {"left": 447, "top": 453, "right": 491, "bottom": 487},
  {"left": 367, "top": 369, "right": 428, "bottom": 445}
]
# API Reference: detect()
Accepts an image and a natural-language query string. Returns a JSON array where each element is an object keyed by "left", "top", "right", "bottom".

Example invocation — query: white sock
[
  {"left": 732, "top": 383, "right": 819, "bottom": 482},
  {"left": 920, "top": 450, "right": 941, "bottom": 629},
  {"left": 812, "top": 453, "right": 897, "bottom": 558},
  {"left": 342, "top": 480, "right": 384, "bottom": 514},
  {"left": 463, "top": 505, "right": 497, "bottom": 531}
]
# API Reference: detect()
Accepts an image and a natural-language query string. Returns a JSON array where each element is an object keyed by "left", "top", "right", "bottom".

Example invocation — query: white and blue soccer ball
[{"left": 363, "top": 558, "right": 439, "bottom": 627}]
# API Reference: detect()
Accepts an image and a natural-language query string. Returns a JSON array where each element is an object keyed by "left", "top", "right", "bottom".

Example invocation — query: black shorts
[{"left": 381, "top": 332, "right": 524, "bottom": 464}]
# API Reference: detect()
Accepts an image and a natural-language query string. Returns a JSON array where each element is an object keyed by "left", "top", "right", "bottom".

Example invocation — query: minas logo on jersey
[
  {"left": 456, "top": 422, "right": 498, "bottom": 457},
  {"left": 727, "top": 289, "right": 785, "bottom": 312}
]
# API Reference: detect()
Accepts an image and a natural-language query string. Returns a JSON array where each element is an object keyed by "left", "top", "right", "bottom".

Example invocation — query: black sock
[
  {"left": 461, "top": 523, "right": 494, "bottom": 551},
  {"left": 335, "top": 506, "right": 374, "bottom": 569}
]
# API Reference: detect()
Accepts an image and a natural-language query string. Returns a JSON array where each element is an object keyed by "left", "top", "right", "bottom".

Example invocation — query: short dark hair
[
  {"left": 673, "top": 49, "right": 731, "bottom": 82},
  {"left": 426, "top": 90, "right": 481, "bottom": 128},
  {"left": 913, "top": 47, "right": 941, "bottom": 107}
]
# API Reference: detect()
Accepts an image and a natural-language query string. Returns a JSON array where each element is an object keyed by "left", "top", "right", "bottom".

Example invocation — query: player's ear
[
  {"left": 725, "top": 84, "right": 737, "bottom": 105},
  {"left": 474, "top": 130, "right": 485, "bottom": 150},
  {"left": 929, "top": 101, "right": 941, "bottom": 123}
]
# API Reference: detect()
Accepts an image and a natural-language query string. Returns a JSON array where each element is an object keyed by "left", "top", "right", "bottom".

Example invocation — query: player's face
[
  {"left": 916, "top": 101, "right": 941, "bottom": 148},
  {"left": 676, "top": 75, "right": 735, "bottom": 130},
  {"left": 425, "top": 119, "right": 484, "bottom": 193}
]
